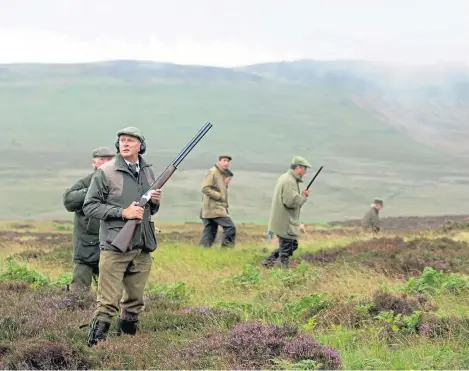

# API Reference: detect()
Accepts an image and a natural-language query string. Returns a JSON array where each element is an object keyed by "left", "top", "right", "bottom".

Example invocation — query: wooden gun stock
[{"left": 111, "top": 122, "right": 213, "bottom": 253}]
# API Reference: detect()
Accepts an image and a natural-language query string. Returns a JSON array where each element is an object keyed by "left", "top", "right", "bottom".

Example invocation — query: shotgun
[{"left": 111, "top": 121, "right": 213, "bottom": 252}]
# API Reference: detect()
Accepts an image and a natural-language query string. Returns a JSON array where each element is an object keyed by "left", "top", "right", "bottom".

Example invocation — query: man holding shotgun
[
  {"left": 261, "top": 156, "right": 317, "bottom": 268},
  {"left": 83, "top": 126, "right": 162, "bottom": 346}
]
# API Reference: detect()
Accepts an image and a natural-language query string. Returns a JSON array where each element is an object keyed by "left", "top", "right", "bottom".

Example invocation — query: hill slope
[
  {"left": 241, "top": 60, "right": 469, "bottom": 156},
  {"left": 0, "top": 60, "right": 468, "bottom": 222}
]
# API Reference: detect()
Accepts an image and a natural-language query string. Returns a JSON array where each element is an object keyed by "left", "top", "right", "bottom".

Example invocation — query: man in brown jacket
[{"left": 199, "top": 154, "right": 236, "bottom": 247}]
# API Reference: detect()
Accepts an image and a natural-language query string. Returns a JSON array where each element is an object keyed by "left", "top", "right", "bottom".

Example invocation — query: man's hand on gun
[{"left": 123, "top": 202, "right": 144, "bottom": 220}]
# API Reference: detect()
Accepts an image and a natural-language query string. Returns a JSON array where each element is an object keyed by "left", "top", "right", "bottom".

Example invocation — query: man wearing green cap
[
  {"left": 63, "top": 146, "right": 115, "bottom": 291},
  {"left": 262, "top": 156, "right": 311, "bottom": 268},
  {"left": 83, "top": 127, "right": 162, "bottom": 347},
  {"left": 361, "top": 198, "right": 384, "bottom": 233},
  {"left": 199, "top": 154, "right": 237, "bottom": 247}
]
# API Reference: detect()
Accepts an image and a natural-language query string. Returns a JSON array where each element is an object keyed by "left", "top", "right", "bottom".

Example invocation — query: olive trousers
[
  {"left": 70, "top": 263, "right": 99, "bottom": 291},
  {"left": 94, "top": 249, "right": 152, "bottom": 323}
]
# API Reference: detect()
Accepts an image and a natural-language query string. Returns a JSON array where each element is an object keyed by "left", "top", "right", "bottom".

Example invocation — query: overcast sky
[{"left": 0, "top": 0, "right": 467, "bottom": 66}]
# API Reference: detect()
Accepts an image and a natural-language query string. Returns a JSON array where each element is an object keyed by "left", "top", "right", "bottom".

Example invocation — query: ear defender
[{"left": 139, "top": 140, "right": 146, "bottom": 155}]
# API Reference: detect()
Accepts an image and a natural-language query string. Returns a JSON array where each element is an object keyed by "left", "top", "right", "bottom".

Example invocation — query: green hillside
[{"left": 0, "top": 60, "right": 468, "bottom": 223}]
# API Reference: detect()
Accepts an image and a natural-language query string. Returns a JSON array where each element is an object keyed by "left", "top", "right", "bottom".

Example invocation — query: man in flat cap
[
  {"left": 83, "top": 127, "right": 162, "bottom": 346},
  {"left": 361, "top": 198, "right": 384, "bottom": 234},
  {"left": 262, "top": 156, "right": 312, "bottom": 268},
  {"left": 199, "top": 154, "right": 237, "bottom": 248},
  {"left": 63, "top": 146, "right": 115, "bottom": 292}
]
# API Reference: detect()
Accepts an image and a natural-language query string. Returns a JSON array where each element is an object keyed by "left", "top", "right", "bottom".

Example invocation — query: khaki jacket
[
  {"left": 268, "top": 169, "right": 308, "bottom": 240},
  {"left": 200, "top": 165, "right": 229, "bottom": 219}
]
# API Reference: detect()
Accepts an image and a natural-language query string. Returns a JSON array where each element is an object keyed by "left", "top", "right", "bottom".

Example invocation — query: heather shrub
[
  {"left": 370, "top": 289, "right": 433, "bottom": 316},
  {"left": 0, "top": 317, "right": 20, "bottom": 341},
  {"left": 300, "top": 237, "right": 469, "bottom": 277},
  {"left": 417, "top": 313, "right": 469, "bottom": 339},
  {"left": 181, "top": 321, "right": 342, "bottom": 370},
  {"left": 0, "top": 284, "right": 94, "bottom": 342},
  {"left": 0, "top": 343, "right": 10, "bottom": 357},
  {"left": 91, "top": 333, "right": 167, "bottom": 370},
  {"left": 0, "top": 281, "right": 29, "bottom": 292},
  {"left": 314, "top": 301, "right": 369, "bottom": 329},
  {"left": 283, "top": 334, "right": 342, "bottom": 370},
  {"left": 2, "top": 340, "right": 91, "bottom": 370},
  {"left": 314, "top": 288, "right": 438, "bottom": 333}
]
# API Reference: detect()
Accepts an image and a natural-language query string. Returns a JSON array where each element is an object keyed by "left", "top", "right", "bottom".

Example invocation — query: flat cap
[
  {"left": 291, "top": 156, "right": 311, "bottom": 168},
  {"left": 116, "top": 126, "right": 145, "bottom": 142},
  {"left": 92, "top": 146, "right": 115, "bottom": 158},
  {"left": 373, "top": 198, "right": 384, "bottom": 206},
  {"left": 218, "top": 154, "right": 232, "bottom": 161}
]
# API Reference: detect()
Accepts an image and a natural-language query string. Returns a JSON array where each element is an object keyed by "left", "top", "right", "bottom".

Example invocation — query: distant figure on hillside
[
  {"left": 262, "top": 156, "right": 311, "bottom": 268},
  {"left": 62, "top": 147, "right": 115, "bottom": 292},
  {"left": 361, "top": 198, "right": 384, "bottom": 233},
  {"left": 199, "top": 154, "right": 236, "bottom": 248},
  {"left": 82, "top": 127, "right": 162, "bottom": 347}
]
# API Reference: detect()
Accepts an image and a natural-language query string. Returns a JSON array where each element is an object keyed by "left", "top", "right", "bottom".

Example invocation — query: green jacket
[
  {"left": 82, "top": 154, "right": 160, "bottom": 253},
  {"left": 200, "top": 165, "right": 229, "bottom": 219},
  {"left": 268, "top": 169, "right": 308, "bottom": 240},
  {"left": 361, "top": 207, "right": 380, "bottom": 232},
  {"left": 63, "top": 172, "right": 101, "bottom": 264}
]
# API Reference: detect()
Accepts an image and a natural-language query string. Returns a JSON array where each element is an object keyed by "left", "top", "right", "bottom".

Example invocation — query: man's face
[
  {"left": 225, "top": 176, "right": 232, "bottom": 185},
  {"left": 375, "top": 204, "right": 383, "bottom": 210},
  {"left": 93, "top": 156, "right": 113, "bottom": 169},
  {"left": 217, "top": 157, "right": 231, "bottom": 170},
  {"left": 295, "top": 165, "right": 307, "bottom": 177},
  {"left": 119, "top": 135, "right": 141, "bottom": 158}
]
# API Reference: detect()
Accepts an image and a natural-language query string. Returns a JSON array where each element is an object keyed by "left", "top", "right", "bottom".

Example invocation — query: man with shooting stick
[
  {"left": 199, "top": 154, "right": 236, "bottom": 247},
  {"left": 361, "top": 198, "right": 383, "bottom": 234},
  {"left": 261, "top": 156, "right": 311, "bottom": 268},
  {"left": 63, "top": 147, "right": 115, "bottom": 291},
  {"left": 82, "top": 126, "right": 162, "bottom": 347}
]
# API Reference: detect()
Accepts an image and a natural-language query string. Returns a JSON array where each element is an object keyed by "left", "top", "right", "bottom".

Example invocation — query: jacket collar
[
  {"left": 114, "top": 153, "right": 151, "bottom": 173},
  {"left": 289, "top": 169, "right": 303, "bottom": 182},
  {"left": 214, "top": 164, "right": 229, "bottom": 176}
]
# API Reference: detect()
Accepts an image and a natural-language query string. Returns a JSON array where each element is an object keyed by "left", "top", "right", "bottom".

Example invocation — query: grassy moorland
[
  {"left": 1, "top": 60, "right": 469, "bottom": 222},
  {"left": 1, "top": 217, "right": 469, "bottom": 369}
]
